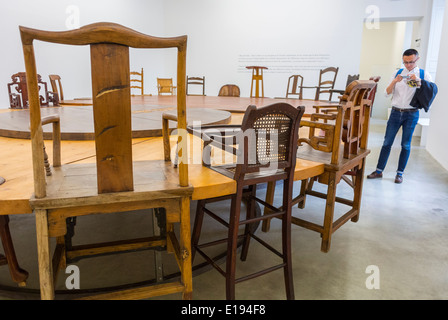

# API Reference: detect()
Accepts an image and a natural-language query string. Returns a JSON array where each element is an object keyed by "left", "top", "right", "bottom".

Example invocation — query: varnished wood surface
[
  {"left": 62, "top": 94, "right": 337, "bottom": 114},
  {"left": 0, "top": 134, "right": 324, "bottom": 216}
]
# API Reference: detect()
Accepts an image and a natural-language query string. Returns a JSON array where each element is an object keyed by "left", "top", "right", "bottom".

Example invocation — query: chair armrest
[{"left": 41, "top": 114, "right": 61, "bottom": 167}]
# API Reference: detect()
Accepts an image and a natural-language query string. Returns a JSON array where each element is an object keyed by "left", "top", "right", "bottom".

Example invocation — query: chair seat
[
  {"left": 297, "top": 144, "right": 370, "bottom": 172},
  {"left": 30, "top": 160, "right": 193, "bottom": 209}
]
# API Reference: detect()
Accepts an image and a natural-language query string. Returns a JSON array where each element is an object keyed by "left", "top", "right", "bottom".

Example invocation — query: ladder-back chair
[
  {"left": 186, "top": 76, "right": 205, "bottom": 96},
  {"left": 20, "top": 22, "right": 192, "bottom": 300},
  {"left": 315, "top": 67, "right": 339, "bottom": 101},
  {"left": 262, "top": 80, "right": 376, "bottom": 252},
  {"left": 190, "top": 103, "right": 305, "bottom": 299},
  {"left": 130, "top": 68, "right": 144, "bottom": 95}
]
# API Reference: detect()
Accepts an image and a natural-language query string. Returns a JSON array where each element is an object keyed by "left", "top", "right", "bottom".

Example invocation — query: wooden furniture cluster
[
  {"left": 20, "top": 22, "right": 192, "bottom": 300},
  {"left": 285, "top": 67, "right": 339, "bottom": 101},
  {"left": 262, "top": 80, "right": 378, "bottom": 252}
]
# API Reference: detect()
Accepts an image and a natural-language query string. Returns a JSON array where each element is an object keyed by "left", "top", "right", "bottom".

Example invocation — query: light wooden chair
[
  {"left": 130, "top": 68, "right": 144, "bottom": 95},
  {"left": 218, "top": 84, "right": 240, "bottom": 97},
  {"left": 48, "top": 74, "right": 63, "bottom": 105},
  {"left": 20, "top": 22, "right": 192, "bottom": 300},
  {"left": 262, "top": 80, "right": 377, "bottom": 252},
  {"left": 186, "top": 76, "right": 205, "bottom": 96},
  {"left": 190, "top": 103, "right": 305, "bottom": 300},
  {"left": 157, "top": 77, "right": 176, "bottom": 95}
]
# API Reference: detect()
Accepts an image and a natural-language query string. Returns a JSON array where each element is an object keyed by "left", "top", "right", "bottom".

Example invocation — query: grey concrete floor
[{"left": 1, "top": 119, "right": 447, "bottom": 300}]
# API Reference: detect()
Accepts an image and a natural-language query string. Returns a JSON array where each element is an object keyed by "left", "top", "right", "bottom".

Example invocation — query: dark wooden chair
[
  {"left": 186, "top": 76, "right": 205, "bottom": 96},
  {"left": 218, "top": 84, "right": 240, "bottom": 97},
  {"left": 21, "top": 22, "right": 192, "bottom": 300},
  {"left": 190, "top": 102, "right": 305, "bottom": 300},
  {"left": 262, "top": 80, "right": 377, "bottom": 252},
  {"left": 286, "top": 75, "right": 304, "bottom": 99},
  {"left": 7, "top": 72, "right": 55, "bottom": 108},
  {"left": 330, "top": 74, "right": 360, "bottom": 96},
  {"left": 130, "top": 68, "right": 144, "bottom": 95}
]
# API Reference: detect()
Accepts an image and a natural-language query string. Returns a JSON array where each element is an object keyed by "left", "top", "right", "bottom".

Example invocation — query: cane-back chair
[
  {"left": 262, "top": 80, "right": 377, "bottom": 252},
  {"left": 190, "top": 102, "right": 305, "bottom": 299},
  {"left": 20, "top": 22, "right": 192, "bottom": 300}
]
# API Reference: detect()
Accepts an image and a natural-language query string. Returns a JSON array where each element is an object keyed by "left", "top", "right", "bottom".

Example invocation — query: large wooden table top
[
  {"left": 0, "top": 133, "right": 324, "bottom": 216},
  {"left": 0, "top": 95, "right": 336, "bottom": 140}
]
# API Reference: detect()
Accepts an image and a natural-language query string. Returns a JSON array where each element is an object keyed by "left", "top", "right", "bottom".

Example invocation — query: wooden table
[
  {"left": 0, "top": 96, "right": 336, "bottom": 141},
  {"left": 0, "top": 103, "right": 325, "bottom": 296}
]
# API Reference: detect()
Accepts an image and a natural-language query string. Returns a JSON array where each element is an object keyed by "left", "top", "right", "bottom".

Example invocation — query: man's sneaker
[{"left": 367, "top": 171, "right": 383, "bottom": 179}]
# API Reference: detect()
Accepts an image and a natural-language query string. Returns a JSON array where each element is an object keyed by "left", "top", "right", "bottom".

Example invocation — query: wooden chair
[
  {"left": 262, "top": 80, "right": 377, "bottom": 253},
  {"left": 190, "top": 103, "right": 305, "bottom": 300},
  {"left": 20, "top": 22, "right": 192, "bottom": 300},
  {"left": 286, "top": 75, "right": 304, "bottom": 99},
  {"left": 157, "top": 77, "right": 176, "bottom": 95},
  {"left": 315, "top": 67, "right": 339, "bottom": 101},
  {"left": 48, "top": 74, "right": 64, "bottom": 105},
  {"left": 7, "top": 72, "right": 54, "bottom": 108},
  {"left": 0, "top": 215, "right": 29, "bottom": 287},
  {"left": 330, "top": 74, "right": 360, "bottom": 97},
  {"left": 186, "top": 76, "right": 205, "bottom": 96},
  {"left": 130, "top": 68, "right": 144, "bottom": 95},
  {"left": 218, "top": 84, "right": 240, "bottom": 97},
  {"left": 246, "top": 66, "right": 268, "bottom": 98}
]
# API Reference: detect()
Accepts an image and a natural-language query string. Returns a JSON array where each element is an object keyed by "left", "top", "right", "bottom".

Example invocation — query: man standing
[{"left": 367, "top": 49, "right": 433, "bottom": 184}]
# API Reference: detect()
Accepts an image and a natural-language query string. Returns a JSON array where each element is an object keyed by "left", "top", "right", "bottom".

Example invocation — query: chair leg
[
  {"left": 282, "top": 180, "right": 295, "bottom": 300},
  {"left": 321, "top": 172, "right": 337, "bottom": 253},
  {"left": 261, "top": 181, "right": 276, "bottom": 232},
  {"left": 240, "top": 185, "right": 256, "bottom": 261},
  {"left": 351, "top": 161, "right": 366, "bottom": 223},
  {"left": 180, "top": 197, "right": 193, "bottom": 300},
  {"left": 0, "top": 215, "right": 29, "bottom": 286},
  {"left": 226, "top": 188, "right": 243, "bottom": 300},
  {"left": 191, "top": 199, "right": 206, "bottom": 262},
  {"left": 35, "top": 209, "right": 55, "bottom": 300}
]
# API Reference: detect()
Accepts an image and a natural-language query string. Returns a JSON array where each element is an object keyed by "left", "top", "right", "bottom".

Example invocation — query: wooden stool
[{"left": 246, "top": 66, "right": 267, "bottom": 98}]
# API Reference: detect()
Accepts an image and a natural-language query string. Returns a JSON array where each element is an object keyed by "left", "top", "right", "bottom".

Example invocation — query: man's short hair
[{"left": 403, "top": 49, "right": 419, "bottom": 57}]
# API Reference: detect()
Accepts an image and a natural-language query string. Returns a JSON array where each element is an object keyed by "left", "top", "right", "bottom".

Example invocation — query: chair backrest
[
  {"left": 234, "top": 103, "right": 305, "bottom": 180},
  {"left": 299, "top": 80, "right": 376, "bottom": 164},
  {"left": 130, "top": 68, "right": 144, "bottom": 95},
  {"left": 48, "top": 74, "right": 64, "bottom": 101},
  {"left": 286, "top": 75, "right": 304, "bottom": 99},
  {"left": 346, "top": 74, "right": 360, "bottom": 87},
  {"left": 157, "top": 78, "right": 174, "bottom": 95},
  {"left": 317, "top": 67, "right": 339, "bottom": 100},
  {"left": 186, "top": 76, "right": 205, "bottom": 96},
  {"left": 218, "top": 84, "right": 240, "bottom": 97},
  {"left": 20, "top": 22, "right": 188, "bottom": 198}
]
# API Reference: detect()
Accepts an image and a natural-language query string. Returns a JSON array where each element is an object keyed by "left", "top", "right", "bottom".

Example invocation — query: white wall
[
  {"left": 0, "top": 0, "right": 167, "bottom": 105},
  {"left": 0, "top": 0, "right": 439, "bottom": 106},
  {"left": 426, "top": 1, "right": 448, "bottom": 171}
]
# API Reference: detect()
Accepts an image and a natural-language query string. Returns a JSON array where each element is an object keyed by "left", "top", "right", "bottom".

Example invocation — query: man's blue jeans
[{"left": 376, "top": 108, "right": 419, "bottom": 174}]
